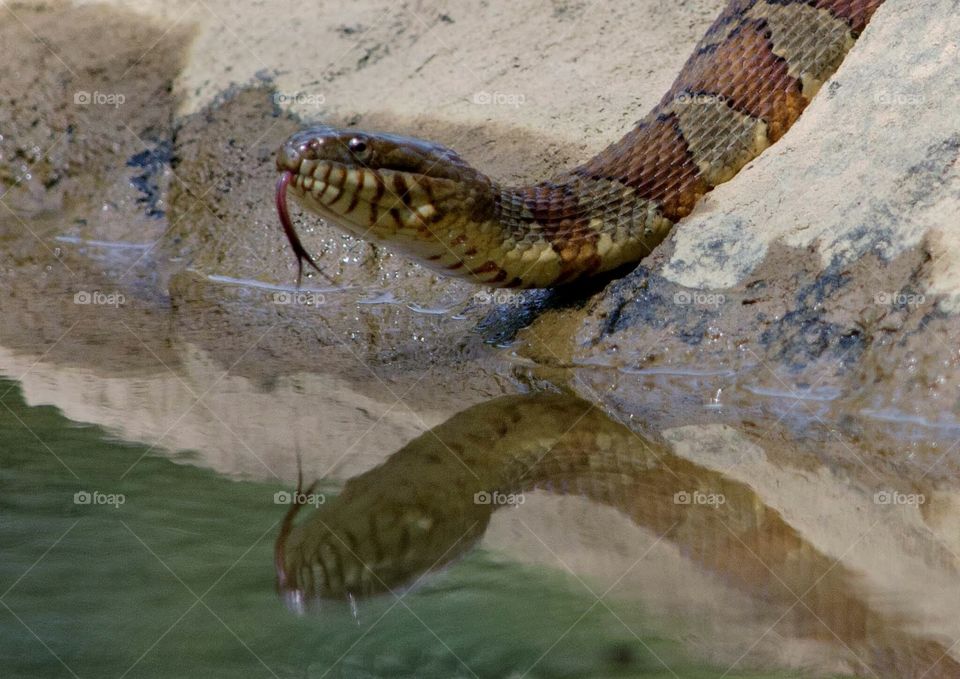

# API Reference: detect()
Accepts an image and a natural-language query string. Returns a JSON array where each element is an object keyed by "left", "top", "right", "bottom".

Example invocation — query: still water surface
[{"left": 2, "top": 377, "right": 814, "bottom": 679}]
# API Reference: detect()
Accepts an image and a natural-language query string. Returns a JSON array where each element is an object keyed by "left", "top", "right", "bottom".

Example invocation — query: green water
[{"left": 1, "top": 378, "right": 825, "bottom": 678}]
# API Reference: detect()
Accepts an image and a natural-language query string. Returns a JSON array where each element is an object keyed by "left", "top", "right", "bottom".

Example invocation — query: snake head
[
  {"left": 276, "top": 480, "right": 492, "bottom": 605},
  {"left": 276, "top": 126, "right": 496, "bottom": 270}
]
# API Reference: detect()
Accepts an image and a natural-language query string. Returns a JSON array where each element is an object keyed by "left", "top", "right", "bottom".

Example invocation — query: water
[
  {"left": 1, "top": 378, "right": 807, "bottom": 679},
  {"left": 1, "top": 264, "right": 956, "bottom": 679}
]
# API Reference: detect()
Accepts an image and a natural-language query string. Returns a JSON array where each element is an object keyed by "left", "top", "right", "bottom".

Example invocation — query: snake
[
  {"left": 275, "top": 0, "right": 885, "bottom": 288},
  {"left": 274, "top": 394, "right": 960, "bottom": 677}
]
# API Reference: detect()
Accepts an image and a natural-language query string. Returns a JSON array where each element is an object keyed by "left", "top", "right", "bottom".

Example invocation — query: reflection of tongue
[{"left": 275, "top": 171, "right": 334, "bottom": 286}]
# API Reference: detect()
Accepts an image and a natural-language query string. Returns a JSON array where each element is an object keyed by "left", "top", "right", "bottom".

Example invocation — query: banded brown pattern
[{"left": 277, "top": 0, "right": 885, "bottom": 287}]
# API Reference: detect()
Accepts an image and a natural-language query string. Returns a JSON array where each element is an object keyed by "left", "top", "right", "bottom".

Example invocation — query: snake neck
[
  {"left": 422, "top": 144, "right": 689, "bottom": 289},
  {"left": 408, "top": 176, "right": 662, "bottom": 289},
  {"left": 477, "top": 177, "right": 673, "bottom": 288},
  {"left": 451, "top": 90, "right": 768, "bottom": 289}
]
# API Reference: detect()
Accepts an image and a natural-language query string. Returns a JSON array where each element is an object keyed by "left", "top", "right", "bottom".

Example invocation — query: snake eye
[{"left": 347, "top": 137, "right": 371, "bottom": 162}]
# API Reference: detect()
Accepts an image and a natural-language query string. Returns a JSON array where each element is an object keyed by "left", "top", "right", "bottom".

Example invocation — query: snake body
[{"left": 276, "top": 0, "right": 884, "bottom": 288}]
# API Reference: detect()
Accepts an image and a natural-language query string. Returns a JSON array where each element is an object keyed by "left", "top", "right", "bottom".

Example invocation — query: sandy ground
[{"left": 75, "top": 0, "right": 722, "bottom": 176}]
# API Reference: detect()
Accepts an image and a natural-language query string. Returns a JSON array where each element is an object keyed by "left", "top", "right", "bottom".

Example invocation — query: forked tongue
[{"left": 276, "top": 171, "right": 335, "bottom": 286}]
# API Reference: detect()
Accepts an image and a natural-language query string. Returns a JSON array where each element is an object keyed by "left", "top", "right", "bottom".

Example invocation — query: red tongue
[{"left": 276, "top": 171, "right": 334, "bottom": 286}]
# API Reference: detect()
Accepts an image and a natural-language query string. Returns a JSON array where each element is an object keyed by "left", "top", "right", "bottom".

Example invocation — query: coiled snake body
[{"left": 276, "top": 0, "right": 884, "bottom": 288}]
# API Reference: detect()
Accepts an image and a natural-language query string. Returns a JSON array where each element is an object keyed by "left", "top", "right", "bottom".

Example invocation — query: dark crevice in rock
[{"left": 126, "top": 140, "right": 172, "bottom": 218}]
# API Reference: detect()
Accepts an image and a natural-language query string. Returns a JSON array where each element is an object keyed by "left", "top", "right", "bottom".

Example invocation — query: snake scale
[{"left": 275, "top": 0, "right": 884, "bottom": 288}]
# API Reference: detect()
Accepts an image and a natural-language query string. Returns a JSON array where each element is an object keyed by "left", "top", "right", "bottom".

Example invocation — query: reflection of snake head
[
  {"left": 275, "top": 430, "right": 499, "bottom": 603},
  {"left": 276, "top": 125, "right": 497, "bottom": 282},
  {"left": 275, "top": 394, "right": 636, "bottom": 605},
  {"left": 274, "top": 395, "right": 612, "bottom": 605},
  {"left": 277, "top": 488, "right": 492, "bottom": 602}
]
